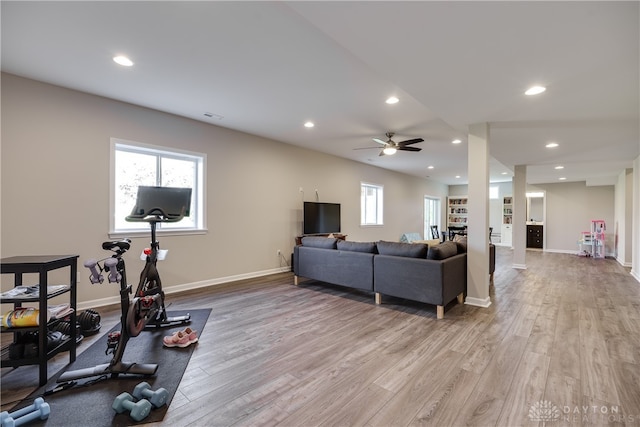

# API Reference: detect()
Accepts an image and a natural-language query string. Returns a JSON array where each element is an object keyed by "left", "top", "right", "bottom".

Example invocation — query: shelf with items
[
  {"left": 0, "top": 255, "right": 78, "bottom": 386},
  {"left": 500, "top": 196, "right": 513, "bottom": 246},
  {"left": 447, "top": 196, "right": 468, "bottom": 227},
  {"left": 576, "top": 220, "right": 606, "bottom": 258},
  {"left": 502, "top": 196, "right": 513, "bottom": 225}
]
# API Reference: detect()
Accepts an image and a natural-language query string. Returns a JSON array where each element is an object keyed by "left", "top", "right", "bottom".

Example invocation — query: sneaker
[
  {"left": 181, "top": 327, "right": 198, "bottom": 345},
  {"left": 162, "top": 331, "right": 190, "bottom": 348}
]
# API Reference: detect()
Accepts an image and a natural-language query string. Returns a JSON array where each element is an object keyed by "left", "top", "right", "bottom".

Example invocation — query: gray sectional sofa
[
  {"left": 293, "top": 236, "right": 471, "bottom": 319},
  {"left": 293, "top": 238, "right": 376, "bottom": 292}
]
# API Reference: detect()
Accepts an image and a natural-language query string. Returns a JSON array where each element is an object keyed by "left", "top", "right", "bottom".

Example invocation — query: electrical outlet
[{"left": 277, "top": 249, "right": 281, "bottom": 256}]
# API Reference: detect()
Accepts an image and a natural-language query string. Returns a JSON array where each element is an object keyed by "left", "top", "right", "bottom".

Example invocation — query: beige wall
[
  {"left": 531, "top": 181, "right": 615, "bottom": 253},
  {"left": 449, "top": 181, "right": 618, "bottom": 254},
  {"left": 1, "top": 73, "right": 447, "bottom": 308}
]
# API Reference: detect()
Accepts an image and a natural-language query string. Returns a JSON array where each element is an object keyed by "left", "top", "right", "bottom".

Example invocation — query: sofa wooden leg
[
  {"left": 294, "top": 275, "right": 299, "bottom": 286},
  {"left": 375, "top": 293, "right": 381, "bottom": 304},
  {"left": 437, "top": 305, "right": 444, "bottom": 319},
  {"left": 457, "top": 293, "right": 464, "bottom": 304}
]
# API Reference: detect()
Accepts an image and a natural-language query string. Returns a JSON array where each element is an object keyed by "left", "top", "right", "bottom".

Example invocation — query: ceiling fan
[{"left": 356, "top": 132, "right": 424, "bottom": 156}]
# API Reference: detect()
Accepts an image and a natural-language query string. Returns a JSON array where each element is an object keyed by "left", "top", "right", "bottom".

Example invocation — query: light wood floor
[{"left": 2, "top": 247, "right": 640, "bottom": 426}]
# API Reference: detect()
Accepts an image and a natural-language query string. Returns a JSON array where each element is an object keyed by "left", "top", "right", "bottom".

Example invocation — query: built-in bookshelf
[
  {"left": 502, "top": 196, "right": 513, "bottom": 224},
  {"left": 447, "top": 196, "right": 468, "bottom": 227},
  {"left": 501, "top": 196, "right": 513, "bottom": 246}
]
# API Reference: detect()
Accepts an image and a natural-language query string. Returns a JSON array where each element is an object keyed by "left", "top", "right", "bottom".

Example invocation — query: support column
[
  {"left": 465, "top": 123, "right": 491, "bottom": 308},
  {"left": 631, "top": 157, "right": 640, "bottom": 282},
  {"left": 513, "top": 165, "right": 527, "bottom": 269}
]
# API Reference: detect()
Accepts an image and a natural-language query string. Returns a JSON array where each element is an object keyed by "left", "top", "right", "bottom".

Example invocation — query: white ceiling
[{"left": 2, "top": 1, "right": 638, "bottom": 186}]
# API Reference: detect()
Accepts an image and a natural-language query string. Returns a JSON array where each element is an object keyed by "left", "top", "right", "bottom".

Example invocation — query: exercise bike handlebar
[{"left": 125, "top": 206, "right": 187, "bottom": 223}]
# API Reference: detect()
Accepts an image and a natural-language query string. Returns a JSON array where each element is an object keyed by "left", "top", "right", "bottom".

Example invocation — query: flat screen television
[{"left": 303, "top": 202, "right": 341, "bottom": 235}]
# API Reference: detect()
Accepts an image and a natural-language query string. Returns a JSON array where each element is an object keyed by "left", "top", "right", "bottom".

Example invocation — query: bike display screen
[{"left": 128, "top": 186, "right": 192, "bottom": 219}]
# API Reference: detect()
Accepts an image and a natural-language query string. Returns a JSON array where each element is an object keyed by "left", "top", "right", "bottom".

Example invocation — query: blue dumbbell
[
  {"left": 132, "top": 382, "right": 168, "bottom": 408},
  {"left": 112, "top": 392, "right": 151, "bottom": 422},
  {"left": 0, "top": 397, "right": 50, "bottom": 427}
]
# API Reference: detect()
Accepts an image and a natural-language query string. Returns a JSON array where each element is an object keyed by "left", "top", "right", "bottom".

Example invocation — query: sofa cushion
[
  {"left": 301, "top": 236, "right": 338, "bottom": 249},
  {"left": 427, "top": 241, "right": 459, "bottom": 260},
  {"left": 377, "top": 241, "right": 427, "bottom": 258},
  {"left": 337, "top": 240, "right": 376, "bottom": 253}
]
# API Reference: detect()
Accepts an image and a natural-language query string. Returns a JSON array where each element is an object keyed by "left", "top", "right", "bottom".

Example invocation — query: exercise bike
[{"left": 58, "top": 186, "right": 192, "bottom": 382}]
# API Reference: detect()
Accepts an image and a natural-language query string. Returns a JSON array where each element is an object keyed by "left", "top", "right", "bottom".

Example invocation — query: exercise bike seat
[{"left": 102, "top": 239, "right": 131, "bottom": 253}]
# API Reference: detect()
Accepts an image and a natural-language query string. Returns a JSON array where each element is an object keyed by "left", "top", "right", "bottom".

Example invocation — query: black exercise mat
[{"left": 16, "top": 309, "right": 211, "bottom": 427}]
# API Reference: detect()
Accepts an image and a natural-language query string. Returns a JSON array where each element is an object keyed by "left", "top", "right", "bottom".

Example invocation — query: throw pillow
[
  {"left": 453, "top": 234, "right": 466, "bottom": 242},
  {"left": 301, "top": 236, "right": 338, "bottom": 249},
  {"left": 454, "top": 236, "right": 468, "bottom": 253},
  {"left": 377, "top": 241, "right": 427, "bottom": 258},
  {"left": 427, "top": 241, "right": 459, "bottom": 260},
  {"left": 337, "top": 240, "right": 376, "bottom": 253}
]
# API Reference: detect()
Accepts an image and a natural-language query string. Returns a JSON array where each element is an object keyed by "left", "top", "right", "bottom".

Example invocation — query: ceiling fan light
[{"left": 383, "top": 146, "right": 397, "bottom": 155}]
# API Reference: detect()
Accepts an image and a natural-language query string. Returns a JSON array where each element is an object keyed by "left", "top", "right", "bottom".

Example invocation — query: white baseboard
[
  {"left": 544, "top": 248, "right": 618, "bottom": 258},
  {"left": 465, "top": 296, "right": 492, "bottom": 308},
  {"left": 76, "top": 266, "right": 291, "bottom": 311},
  {"left": 631, "top": 269, "right": 640, "bottom": 283},
  {"left": 542, "top": 248, "right": 578, "bottom": 255},
  {"left": 494, "top": 243, "right": 512, "bottom": 248},
  {"left": 615, "top": 256, "right": 632, "bottom": 268},
  {"left": 512, "top": 263, "right": 527, "bottom": 270}
]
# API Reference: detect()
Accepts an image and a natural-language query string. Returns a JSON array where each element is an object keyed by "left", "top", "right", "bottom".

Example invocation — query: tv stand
[{"left": 295, "top": 234, "right": 347, "bottom": 246}]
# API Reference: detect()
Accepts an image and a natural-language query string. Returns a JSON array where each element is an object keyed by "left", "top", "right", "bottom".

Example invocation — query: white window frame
[
  {"left": 424, "top": 195, "right": 441, "bottom": 239},
  {"left": 490, "top": 186, "right": 499, "bottom": 199},
  {"left": 109, "top": 138, "right": 207, "bottom": 237},
  {"left": 360, "top": 182, "right": 384, "bottom": 226}
]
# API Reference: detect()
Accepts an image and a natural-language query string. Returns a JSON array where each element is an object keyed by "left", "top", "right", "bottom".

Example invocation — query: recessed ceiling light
[
  {"left": 304, "top": 121, "right": 314, "bottom": 128},
  {"left": 455, "top": 175, "right": 461, "bottom": 179},
  {"left": 385, "top": 96, "right": 399, "bottom": 104},
  {"left": 501, "top": 172, "right": 508, "bottom": 175},
  {"left": 554, "top": 165, "right": 564, "bottom": 170},
  {"left": 546, "top": 142, "right": 559, "bottom": 148},
  {"left": 452, "top": 139, "right": 462, "bottom": 144},
  {"left": 525, "top": 85, "right": 546, "bottom": 95},
  {"left": 427, "top": 165, "right": 434, "bottom": 169},
  {"left": 559, "top": 177, "right": 567, "bottom": 181},
  {"left": 113, "top": 55, "right": 133, "bottom": 67}
]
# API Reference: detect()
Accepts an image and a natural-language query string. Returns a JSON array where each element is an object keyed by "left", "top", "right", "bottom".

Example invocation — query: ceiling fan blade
[
  {"left": 398, "top": 146, "right": 422, "bottom": 152},
  {"left": 373, "top": 138, "right": 387, "bottom": 145},
  {"left": 398, "top": 138, "right": 424, "bottom": 146},
  {"left": 378, "top": 150, "right": 386, "bottom": 156}
]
